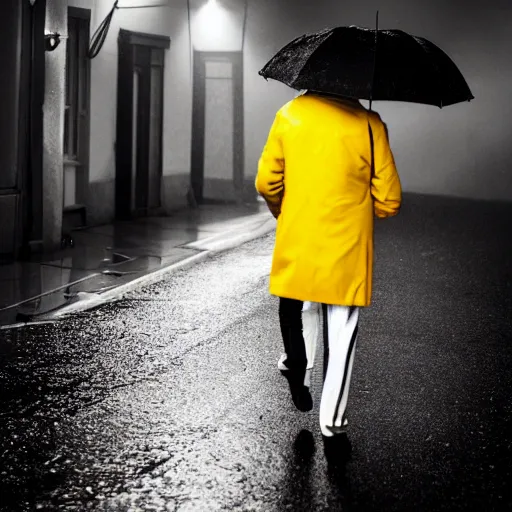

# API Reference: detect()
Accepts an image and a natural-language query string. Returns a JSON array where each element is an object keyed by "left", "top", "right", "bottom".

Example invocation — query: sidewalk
[{"left": 0, "top": 201, "right": 274, "bottom": 328}]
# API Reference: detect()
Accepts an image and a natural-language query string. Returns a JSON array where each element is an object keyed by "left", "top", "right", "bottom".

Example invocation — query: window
[{"left": 64, "top": 12, "right": 89, "bottom": 161}]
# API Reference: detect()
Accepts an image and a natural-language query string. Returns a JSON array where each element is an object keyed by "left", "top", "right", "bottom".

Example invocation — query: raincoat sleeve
[
  {"left": 370, "top": 118, "right": 402, "bottom": 218},
  {"left": 255, "top": 113, "right": 285, "bottom": 219}
]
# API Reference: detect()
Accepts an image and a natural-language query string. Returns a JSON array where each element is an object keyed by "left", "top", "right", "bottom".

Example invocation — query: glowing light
[
  {"left": 190, "top": 0, "right": 243, "bottom": 51},
  {"left": 203, "top": 0, "right": 222, "bottom": 18},
  {"left": 194, "top": 0, "right": 229, "bottom": 49}
]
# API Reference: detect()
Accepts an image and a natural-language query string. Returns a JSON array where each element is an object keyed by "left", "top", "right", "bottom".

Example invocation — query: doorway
[
  {"left": 191, "top": 51, "right": 244, "bottom": 204},
  {"left": 116, "top": 30, "right": 170, "bottom": 219},
  {"left": 63, "top": 7, "right": 90, "bottom": 232}
]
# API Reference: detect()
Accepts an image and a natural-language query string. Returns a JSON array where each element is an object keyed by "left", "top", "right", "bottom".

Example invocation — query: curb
[{"left": 38, "top": 214, "right": 276, "bottom": 321}]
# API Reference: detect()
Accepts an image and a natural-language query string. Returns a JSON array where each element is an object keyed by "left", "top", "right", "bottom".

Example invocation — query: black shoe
[
  {"left": 280, "top": 369, "right": 313, "bottom": 412},
  {"left": 323, "top": 432, "right": 352, "bottom": 466}
]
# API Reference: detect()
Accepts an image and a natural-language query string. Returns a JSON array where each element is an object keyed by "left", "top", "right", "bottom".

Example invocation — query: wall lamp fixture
[{"left": 45, "top": 32, "right": 61, "bottom": 52}]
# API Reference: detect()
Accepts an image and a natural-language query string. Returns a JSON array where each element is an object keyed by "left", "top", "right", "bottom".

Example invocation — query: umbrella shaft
[{"left": 369, "top": 10, "right": 379, "bottom": 111}]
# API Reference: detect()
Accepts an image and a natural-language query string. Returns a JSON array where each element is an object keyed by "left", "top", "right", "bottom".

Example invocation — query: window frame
[{"left": 64, "top": 7, "right": 90, "bottom": 164}]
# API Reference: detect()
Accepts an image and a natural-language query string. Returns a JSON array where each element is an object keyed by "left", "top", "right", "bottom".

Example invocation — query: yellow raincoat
[{"left": 255, "top": 93, "right": 402, "bottom": 307}]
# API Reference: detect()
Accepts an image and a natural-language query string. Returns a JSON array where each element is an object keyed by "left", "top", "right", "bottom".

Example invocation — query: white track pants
[
  {"left": 302, "top": 302, "right": 359, "bottom": 437},
  {"left": 302, "top": 301, "right": 320, "bottom": 370}
]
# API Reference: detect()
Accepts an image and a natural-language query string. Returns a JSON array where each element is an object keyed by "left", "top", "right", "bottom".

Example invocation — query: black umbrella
[{"left": 259, "top": 20, "right": 474, "bottom": 109}]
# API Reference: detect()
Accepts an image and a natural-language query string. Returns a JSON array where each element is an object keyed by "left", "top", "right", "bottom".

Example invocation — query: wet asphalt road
[{"left": 1, "top": 193, "right": 511, "bottom": 512}]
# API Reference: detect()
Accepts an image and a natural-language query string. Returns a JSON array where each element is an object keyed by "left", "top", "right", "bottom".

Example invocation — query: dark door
[
  {"left": 116, "top": 30, "right": 169, "bottom": 219},
  {"left": 0, "top": 0, "right": 45, "bottom": 259},
  {"left": 25, "top": 0, "right": 46, "bottom": 249},
  {"left": 191, "top": 51, "right": 244, "bottom": 204}
]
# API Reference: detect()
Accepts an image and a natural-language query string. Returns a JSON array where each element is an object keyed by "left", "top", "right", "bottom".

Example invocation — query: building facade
[
  {"left": 1, "top": 0, "right": 510, "bottom": 261},
  {"left": 1, "top": 0, "right": 255, "bottom": 260}
]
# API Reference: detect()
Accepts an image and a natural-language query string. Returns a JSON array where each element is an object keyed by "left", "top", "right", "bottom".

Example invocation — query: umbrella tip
[{"left": 258, "top": 70, "right": 268, "bottom": 81}]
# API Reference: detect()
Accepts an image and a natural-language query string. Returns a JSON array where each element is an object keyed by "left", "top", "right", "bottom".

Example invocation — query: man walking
[{"left": 255, "top": 90, "right": 402, "bottom": 441}]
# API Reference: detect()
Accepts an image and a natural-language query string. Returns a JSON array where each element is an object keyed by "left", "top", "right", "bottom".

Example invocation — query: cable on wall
[
  {"left": 87, "top": 0, "right": 119, "bottom": 59},
  {"left": 87, "top": 0, "right": 169, "bottom": 59}
]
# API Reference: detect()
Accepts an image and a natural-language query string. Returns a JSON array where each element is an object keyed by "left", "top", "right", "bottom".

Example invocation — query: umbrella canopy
[{"left": 259, "top": 26, "right": 474, "bottom": 108}]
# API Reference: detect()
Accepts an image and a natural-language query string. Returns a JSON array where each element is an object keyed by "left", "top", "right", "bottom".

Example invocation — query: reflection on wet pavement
[{"left": 0, "top": 203, "right": 269, "bottom": 326}]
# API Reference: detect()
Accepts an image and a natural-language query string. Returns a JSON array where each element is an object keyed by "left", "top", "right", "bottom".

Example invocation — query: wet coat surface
[
  {"left": 255, "top": 95, "right": 401, "bottom": 306},
  {"left": 0, "top": 193, "right": 511, "bottom": 511}
]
